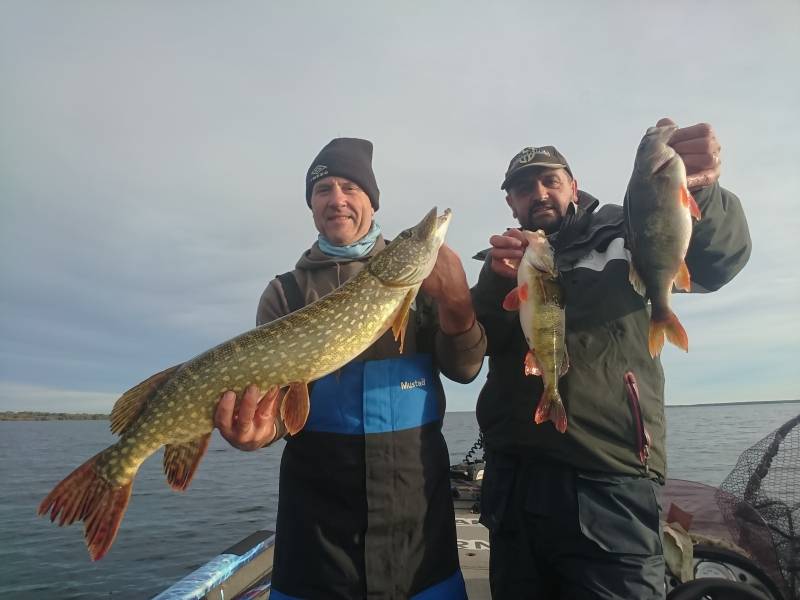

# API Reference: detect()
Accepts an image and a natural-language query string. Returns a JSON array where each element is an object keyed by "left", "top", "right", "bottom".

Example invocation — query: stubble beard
[{"left": 522, "top": 204, "right": 561, "bottom": 235}]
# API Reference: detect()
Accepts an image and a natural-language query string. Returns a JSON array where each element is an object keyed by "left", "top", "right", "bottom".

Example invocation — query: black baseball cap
[{"left": 501, "top": 145, "right": 573, "bottom": 190}]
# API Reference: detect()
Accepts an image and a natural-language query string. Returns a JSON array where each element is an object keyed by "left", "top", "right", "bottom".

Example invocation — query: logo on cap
[
  {"left": 310, "top": 164, "right": 329, "bottom": 181},
  {"left": 518, "top": 147, "right": 553, "bottom": 165}
]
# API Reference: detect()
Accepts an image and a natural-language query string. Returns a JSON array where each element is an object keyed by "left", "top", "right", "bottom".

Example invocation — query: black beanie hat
[{"left": 305, "top": 137, "right": 380, "bottom": 210}]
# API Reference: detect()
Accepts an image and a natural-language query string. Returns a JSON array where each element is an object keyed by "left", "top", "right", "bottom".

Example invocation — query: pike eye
[{"left": 398, "top": 230, "right": 413, "bottom": 239}]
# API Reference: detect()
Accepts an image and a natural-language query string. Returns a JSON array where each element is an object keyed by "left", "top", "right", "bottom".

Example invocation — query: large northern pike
[
  {"left": 39, "top": 207, "right": 451, "bottom": 561},
  {"left": 624, "top": 125, "right": 702, "bottom": 357},
  {"left": 502, "top": 230, "right": 569, "bottom": 433}
]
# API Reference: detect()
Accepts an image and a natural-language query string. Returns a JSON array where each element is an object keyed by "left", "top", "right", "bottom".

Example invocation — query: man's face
[
  {"left": 310, "top": 176, "right": 375, "bottom": 245},
  {"left": 505, "top": 167, "right": 578, "bottom": 234}
]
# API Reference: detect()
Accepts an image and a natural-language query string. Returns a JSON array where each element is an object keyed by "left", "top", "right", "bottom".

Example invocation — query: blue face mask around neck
[{"left": 318, "top": 221, "right": 382, "bottom": 259}]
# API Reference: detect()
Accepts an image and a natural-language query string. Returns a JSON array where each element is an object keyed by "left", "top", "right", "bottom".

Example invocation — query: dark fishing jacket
[
  {"left": 471, "top": 184, "right": 751, "bottom": 481},
  {"left": 258, "top": 236, "right": 486, "bottom": 599}
]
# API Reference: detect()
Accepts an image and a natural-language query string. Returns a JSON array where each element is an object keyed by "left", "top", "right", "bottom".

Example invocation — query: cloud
[{"left": 1, "top": 1, "right": 798, "bottom": 411}]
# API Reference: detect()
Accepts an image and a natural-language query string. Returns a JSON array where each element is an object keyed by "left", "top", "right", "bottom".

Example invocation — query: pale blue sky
[{"left": 1, "top": 1, "right": 798, "bottom": 412}]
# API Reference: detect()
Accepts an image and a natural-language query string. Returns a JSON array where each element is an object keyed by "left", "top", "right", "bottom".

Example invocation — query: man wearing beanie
[
  {"left": 471, "top": 118, "right": 751, "bottom": 599},
  {"left": 215, "top": 137, "right": 486, "bottom": 599}
]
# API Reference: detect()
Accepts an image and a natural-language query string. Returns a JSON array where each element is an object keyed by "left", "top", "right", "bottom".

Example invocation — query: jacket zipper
[{"left": 624, "top": 371, "right": 651, "bottom": 473}]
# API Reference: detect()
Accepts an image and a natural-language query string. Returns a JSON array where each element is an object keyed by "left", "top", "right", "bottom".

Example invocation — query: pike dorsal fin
[
  {"left": 392, "top": 289, "right": 416, "bottom": 353},
  {"left": 110, "top": 364, "right": 182, "bottom": 435},
  {"left": 163, "top": 433, "right": 212, "bottom": 491}
]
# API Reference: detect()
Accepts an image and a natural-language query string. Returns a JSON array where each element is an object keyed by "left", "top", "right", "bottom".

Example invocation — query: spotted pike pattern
[{"left": 39, "top": 207, "right": 452, "bottom": 560}]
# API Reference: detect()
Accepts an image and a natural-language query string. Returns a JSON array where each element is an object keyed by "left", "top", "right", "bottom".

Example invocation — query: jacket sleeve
[
  {"left": 434, "top": 318, "right": 486, "bottom": 384},
  {"left": 685, "top": 183, "right": 752, "bottom": 292},
  {"left": 470, "top": 256, "right": 519, "bottom": 357}
]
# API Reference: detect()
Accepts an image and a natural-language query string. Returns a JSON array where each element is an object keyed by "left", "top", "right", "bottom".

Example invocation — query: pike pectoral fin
[
  {"left": 37, "top": 450, "right": 133, "bottom": 561},
  {"left": 682, "top": 186, "right": 701, "bottom": 220},
  {"left": 674, "top": 261, "right": 691, "bottom": 292},
  {"left": 391, "top": 289, "right": 416, "bottom": 353},
  {"left": 280, "top": 382, "right": 310, "bottom": 436},
  {"left": 649, "top": 312, "right": 689, "bottom": 357},
  {"left": 502, "top": 287, "right": 522, "bottom": 311},
  {"left": 524, "top": 350, "right": 542, "bottom": 376},
  {"left": 164, "top": 433, "right": 212, "bottom": 491},
  {"left": 110, "top": 364, "right": 182, "bottom": 435}
]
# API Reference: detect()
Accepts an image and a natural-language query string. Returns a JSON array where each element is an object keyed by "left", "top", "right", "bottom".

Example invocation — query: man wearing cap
[
  {"left": 471, "top": 119, "right": 751, "bottom": 599},
  {"left": 214, "top": 137, "right": 486, "bottom": 599}
]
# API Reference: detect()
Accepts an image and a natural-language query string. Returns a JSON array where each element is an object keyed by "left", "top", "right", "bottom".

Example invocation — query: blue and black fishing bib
[{"left": 270, "top": 354, "right": 466, "bottom": 600}]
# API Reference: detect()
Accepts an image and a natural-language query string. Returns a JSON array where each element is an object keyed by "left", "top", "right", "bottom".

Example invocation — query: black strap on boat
[{"left": 277, "top": 271, "right": 305, "bottom": 313}]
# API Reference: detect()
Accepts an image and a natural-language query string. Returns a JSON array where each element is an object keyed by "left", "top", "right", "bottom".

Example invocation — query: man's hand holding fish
[{"left": 471, "top": 118, "right": 750, "bottom": 599}]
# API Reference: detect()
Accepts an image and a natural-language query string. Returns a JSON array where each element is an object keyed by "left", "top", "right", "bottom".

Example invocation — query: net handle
[{"left": 743, "top": 414, "right": 800, "bottom": 504}]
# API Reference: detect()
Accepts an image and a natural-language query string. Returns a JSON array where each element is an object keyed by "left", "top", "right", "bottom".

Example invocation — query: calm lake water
[{"left": 1, "top": 402, "right": 797, "bottom": 599}]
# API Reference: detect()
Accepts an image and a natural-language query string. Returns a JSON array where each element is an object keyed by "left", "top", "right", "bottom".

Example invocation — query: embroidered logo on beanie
[{"left": 309, "top": 164, "right": 328, "bottom": 181}]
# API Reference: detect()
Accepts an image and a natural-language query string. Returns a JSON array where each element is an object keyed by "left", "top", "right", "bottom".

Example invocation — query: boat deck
[
  {"left": 153, "top": 471, "right": 490, "bottom": 600},
  {"left": 453, "top": 476, "right": 491, "bottom": 599},
  {"left": 154, "top": 470, "right": 788, "bottom": 600}
]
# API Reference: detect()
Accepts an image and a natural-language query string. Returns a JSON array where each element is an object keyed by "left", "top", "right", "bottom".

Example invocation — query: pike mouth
[{"left": 434, "top": 208, "right": 452, "bottom": 239}]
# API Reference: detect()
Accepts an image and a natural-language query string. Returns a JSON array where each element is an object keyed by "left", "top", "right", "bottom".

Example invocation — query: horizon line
[{"left": 2, "top": 398, "right": 798, "bottom": 418}]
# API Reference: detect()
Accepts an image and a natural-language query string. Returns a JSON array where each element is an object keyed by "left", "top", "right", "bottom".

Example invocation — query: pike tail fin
[
  {"left": 534, "top": 385, "right": 567, "bottom": 434},
  {"left": 649, "top": 310, "right": 689, "bottom": 357},
  {"left": 38, "top": 450, "right": 133, "bottom": 561}
]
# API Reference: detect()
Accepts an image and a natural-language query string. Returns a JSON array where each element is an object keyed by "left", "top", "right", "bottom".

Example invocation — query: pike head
[{"left": 369, "top": 207, "right": 451, "bottom": 288}]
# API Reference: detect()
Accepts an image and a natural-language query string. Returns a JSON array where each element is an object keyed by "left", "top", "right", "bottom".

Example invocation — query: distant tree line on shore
[{"left": 0, "top": 411, "right": 108, "bottom": 421}]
